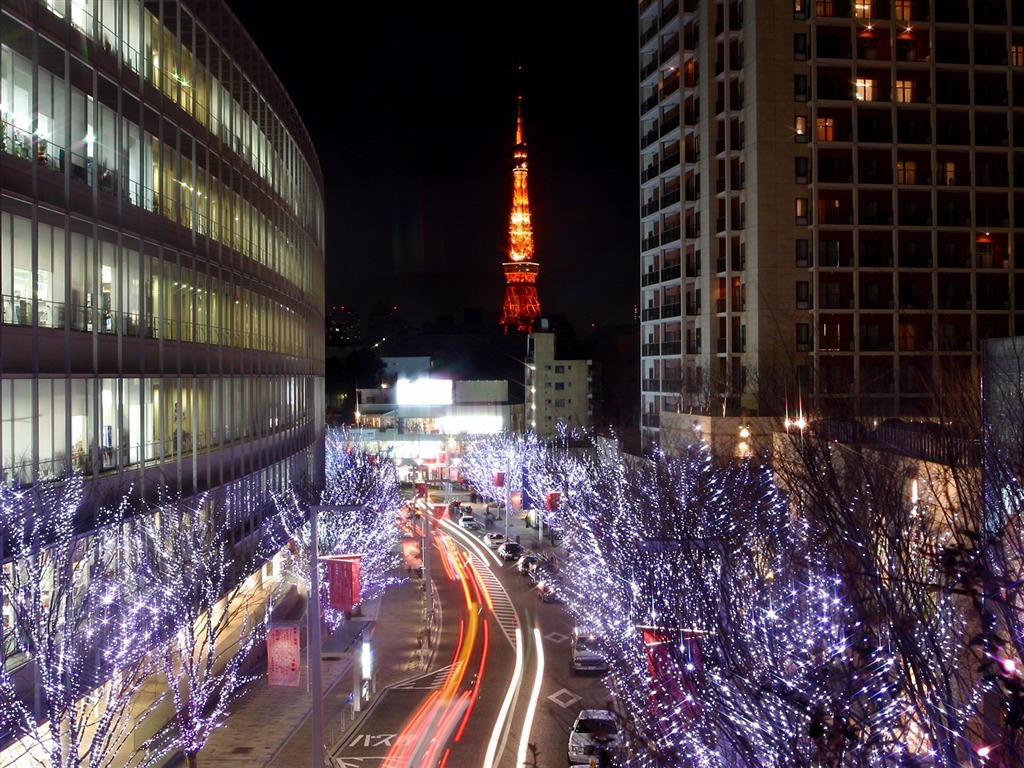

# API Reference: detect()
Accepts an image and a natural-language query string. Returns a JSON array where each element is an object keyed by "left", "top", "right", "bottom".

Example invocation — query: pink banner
[{"left": 267, "top": 623, "right": 301, "bottom": 686}]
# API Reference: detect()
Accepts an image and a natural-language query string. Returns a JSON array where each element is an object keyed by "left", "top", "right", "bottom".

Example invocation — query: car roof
[{"left": 578, "top": 709, "right": 616, "bottom": 720}]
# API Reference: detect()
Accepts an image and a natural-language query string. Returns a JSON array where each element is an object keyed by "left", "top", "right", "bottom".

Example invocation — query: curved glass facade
[{"left": 0, "top": 0, "right": 325, "bottom": 498}]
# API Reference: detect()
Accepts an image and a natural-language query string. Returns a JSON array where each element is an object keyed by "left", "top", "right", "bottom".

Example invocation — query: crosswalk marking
[{"left": 466, "top": 550, "right": 519, "bottom": 647}]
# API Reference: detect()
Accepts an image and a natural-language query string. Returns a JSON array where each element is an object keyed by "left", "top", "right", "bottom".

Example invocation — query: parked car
[
  {"left": 498, "top": 540, "right": 523, "bottom": 561},
  {"left": 567, "top": 709, "right": 622, "bottom": 765},
  {"left": 571, "top": 628, "right": 609, "bottom": 675},
  {"left": 528, "top": 558, "right": 556, "bottom": 585},
  {"left": 536, "top": 576, "right": 562, "bottom": 603},
  {"left": 516, "top": 553, "right": 538, "bottom": 576},
  {"left": 459, "top": 513, "right": 479, "bottom": 530},
  {"left": 484, "top": 532, "right": 505, "bottom": 549}
]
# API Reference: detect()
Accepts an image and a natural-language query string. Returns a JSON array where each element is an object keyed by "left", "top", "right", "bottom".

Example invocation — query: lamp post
[{"left": 308, "top": 504, "right": 367, "bottom": 767}]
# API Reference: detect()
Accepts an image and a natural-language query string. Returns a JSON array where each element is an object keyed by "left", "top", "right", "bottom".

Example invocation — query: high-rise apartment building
[
  {"left": 639, "top": 0, "right": 1024, "bottom": 449},
  {"left": 0, "top": 0, "right": 324, "bottom": 516}
]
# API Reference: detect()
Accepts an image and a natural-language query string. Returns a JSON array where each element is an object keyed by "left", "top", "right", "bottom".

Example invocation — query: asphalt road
[{"left": 331, "top": 520, "right": 612, "bottom": 768}]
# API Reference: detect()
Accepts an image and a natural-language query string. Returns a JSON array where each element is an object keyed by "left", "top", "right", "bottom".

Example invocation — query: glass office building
[{"left": 0, "top": 0, "right": 325, "bottom": 506}]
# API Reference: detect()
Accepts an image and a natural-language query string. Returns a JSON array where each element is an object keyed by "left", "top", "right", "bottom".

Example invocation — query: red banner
[
  {"left": 493, "top": 471, "right": 505, "bottom": 487},
  {"left": 509, "top": 490, "right": 523, "bottom": 510},
  {"left": 267, "top": 623, "right": 301, "bottom": 686},
  {"left": 642, "top": 627, "right": 702, "bottom": 724},
  {"left": 323, "top": 555, "right": 362, "bottom": 613},
  {"left": 545, "top": 492, "right": 560, "bottom": 511}
]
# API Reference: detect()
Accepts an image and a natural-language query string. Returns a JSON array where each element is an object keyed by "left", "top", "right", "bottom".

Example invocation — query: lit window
[
  {"left": 795, "top": 115, "right": 808, "bottom": 141},
  {"left": 896, "top": 160, "right": 917, "bottom": 184},
  {"left": 853, "top": 0, "right": 872, "bottom": 17},
  {"left": 895, "top": 0, "right": 912, "bottom": 21},
  {"left": 943, "top": 162, "right": 956, "bottom": 185},
  {"left": 816, "top": 0, "right": 834, "bottom": 17},
  {"left": 817, "top": 117, "right": 835, "bottom": 141},
  {"left": 796, "top": 198, "right": 810, "bottom": 223},
  {"left": 855, "top": 78, "right": 876, "bottom": 101},
  {"left": 895, "top": 79, "right": 915, "bottom": 103},
  {"left": 1013, "top": 45, "right": 1024, "bottom": 67}
]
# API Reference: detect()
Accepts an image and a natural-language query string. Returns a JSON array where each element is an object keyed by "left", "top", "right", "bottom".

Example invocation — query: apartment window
[
  {"left": 855, "top": 78, "right": 876, "bottom": 101},
  {"left": 794, "top": 0, "right": 807, "bottom": 18},
  {"left": 796, "top": 198, "right": 810, "bottom": 224},
  {"left": 795, "top": 115, "right": 808, "bottom": 142},
  {"left": 796, "top": 239, "right": 811, "bottom": 267},
  {"left": 795, "top": 157, "right": 809, "bottom": 183},
  {"left": 555, "top": 382, "right": 565, "bottom": 390},
  {"left": 555, "top": 365, "right": 565, "bottom": 373},
  {"left": 895, "top": 79, "right": 915, "bottom": 103},
  {"left": 794, "top": 33, "right": 808, "bottom": 60},
  {"left": 822, "top": 239, "right": 841, "bottom": 266},
  {"left": 820, "top": 322, "right": 841, "bottom": 350},
  {"left": 796, "top": 281, "right": 811, "bottom": 309},
  {"left": 895, "top": 0, "right": 912, "bottom": 21},
  {"left": 1014, "top": 45, "right": 1024, "bottom": 67},
  {"left": 943, "top": 161, "right": 956, "bottom": 185},
  {"left": 794, "top": 75, "right": 808, "bottom": 101},
  {"left": 796, "top": 323, "right": 810, "bottom": 350},
  {"left": 896, "top": 160, "right": 917, "bottom": 184},
  {"left": 817, "top": 117, "right": 835, "bottom": 141},
  {"left": 554, "top": 399, "right": 566, "bottom": 408},
  {"left": 816, "top": 0, "right": 834, "bottom": 16},
  {"left": 853, "top": 0, "right": 872, "bottom": 17}
]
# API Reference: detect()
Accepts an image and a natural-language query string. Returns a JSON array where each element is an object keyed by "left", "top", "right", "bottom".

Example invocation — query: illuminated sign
[{"left": 396, "top": 378, "right": 453, "bottom": 406}]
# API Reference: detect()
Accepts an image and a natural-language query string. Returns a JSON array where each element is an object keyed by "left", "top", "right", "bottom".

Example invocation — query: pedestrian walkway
[
  {"left": 198, "top": 567, "right": 431, "bottom": 767},
  {"left": 198, "top": 485, "right": 559, "bottom": 767}
]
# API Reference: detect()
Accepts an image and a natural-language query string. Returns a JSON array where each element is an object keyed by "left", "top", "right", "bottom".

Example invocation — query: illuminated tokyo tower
[{"left": 499, "top": 95, "right": 541, "bottom": 334}]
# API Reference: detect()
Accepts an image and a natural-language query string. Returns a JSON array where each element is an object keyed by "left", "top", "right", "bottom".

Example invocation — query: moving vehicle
[
  {"left": 484, "top": 532, "right": 505, "bottom": 549},
  {"left": 567, "top": 709, "right": 622, "bottom": 765},
  {"left": 459, "top": 513, "right": 479, "bottom": 530},
  {"left": 571, "top": 628, "right": 609, "bottom": 675}
]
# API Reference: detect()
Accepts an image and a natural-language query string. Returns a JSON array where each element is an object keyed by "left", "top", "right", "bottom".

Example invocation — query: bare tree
[
  {"left": 134, "top": 492, "right": 274, "bottom": 768},
  {"left": 0, "top": 476, "right": 167, "bottom": 768}
]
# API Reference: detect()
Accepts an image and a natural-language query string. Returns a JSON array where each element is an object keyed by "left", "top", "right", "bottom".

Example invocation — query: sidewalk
[{"left": 198, "top": 567, "right": 432, "bottom": 767}]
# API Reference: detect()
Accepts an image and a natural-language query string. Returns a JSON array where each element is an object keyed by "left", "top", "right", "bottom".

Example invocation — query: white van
[{"left": 571, "top": 628, "right": 608, "bottom": 674}]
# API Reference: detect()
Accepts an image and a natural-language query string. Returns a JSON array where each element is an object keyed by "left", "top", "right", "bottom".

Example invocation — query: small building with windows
[{"left": 525, "top": 325, "right": 593, "bottom": 437}]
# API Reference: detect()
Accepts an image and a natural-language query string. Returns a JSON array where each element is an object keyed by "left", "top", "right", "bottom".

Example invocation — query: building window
[
  {"left": 794, "top": 0, "right": 807, "bottom": 18},
  {"left": 555, "top": 382, "right": 565, "bottom": 390},
  {"left": 794, "top": 33, "right": 808, "bottom": 60},
  {"left": 855, "top": 78, "right": 876, "bottom": 101},
  {"left": 817, "top": 117, "right": 835, "bottom": 141},
  {"left": 796, "top": 323, "right": 810, "bottom": 350},
  {"left": 554, "top": 399, "right": 566, "bottom": 408},
  {"left": 796, "top": 281, "right": 811, "bottom": 309},
  {"left": 554, "top": 365, "right": 564, "bottom": 373},
  {"left": 796, "top": 198, "right": 810, "bottom": 225},
  {"left": 943, "top": 161, "right": 956, "bottom": 185},
  {"left": 794, "top": 75, "right": 808, "bottom": 101},
  {"left": 821, "top": 240, "right": 841, "bottom": 266},
  {"left": 796, "top": 239, "right": 811, "bottom": 267},
  {"left": 895, "top": 79, "right": 915, "bottom": 103},
  {"left": 795, "top": 157, "right": 809, "bottom": 183},
  {"left": 896, "top": 160, "right": 917, "bottom": 184},
  {"left": 795, "top": 115, "right": 808, "bottom": 142},
  {"left": 816, "top": 0, "right": 834, "bottom": 17},
  {"left": 853, "top": 0, "right": 872, "bottom": 17},
  {"left": 895, "top": 0, "right": 912, "bottom": 21},
  {"left": 1013, "top": 45, "right": 1024, "bottom": 67}
]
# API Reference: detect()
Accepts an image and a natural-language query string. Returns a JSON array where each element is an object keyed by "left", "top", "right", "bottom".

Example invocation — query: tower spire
[{"left": 500, "top": 94, "right": 542, "bottom": 333}]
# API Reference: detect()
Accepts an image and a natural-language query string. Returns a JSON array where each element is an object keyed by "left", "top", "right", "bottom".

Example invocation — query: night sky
[{"left": 225, "top": 2, "right": 639, "bottom": 334}]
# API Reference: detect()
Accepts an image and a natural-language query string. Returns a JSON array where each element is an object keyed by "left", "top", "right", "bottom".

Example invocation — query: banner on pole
[
  {"left": 267, "top": 623, "right": 301, "bottom": 686},
  {"left": 322, "top": 554, "right": 362, "bottom": 613}
]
